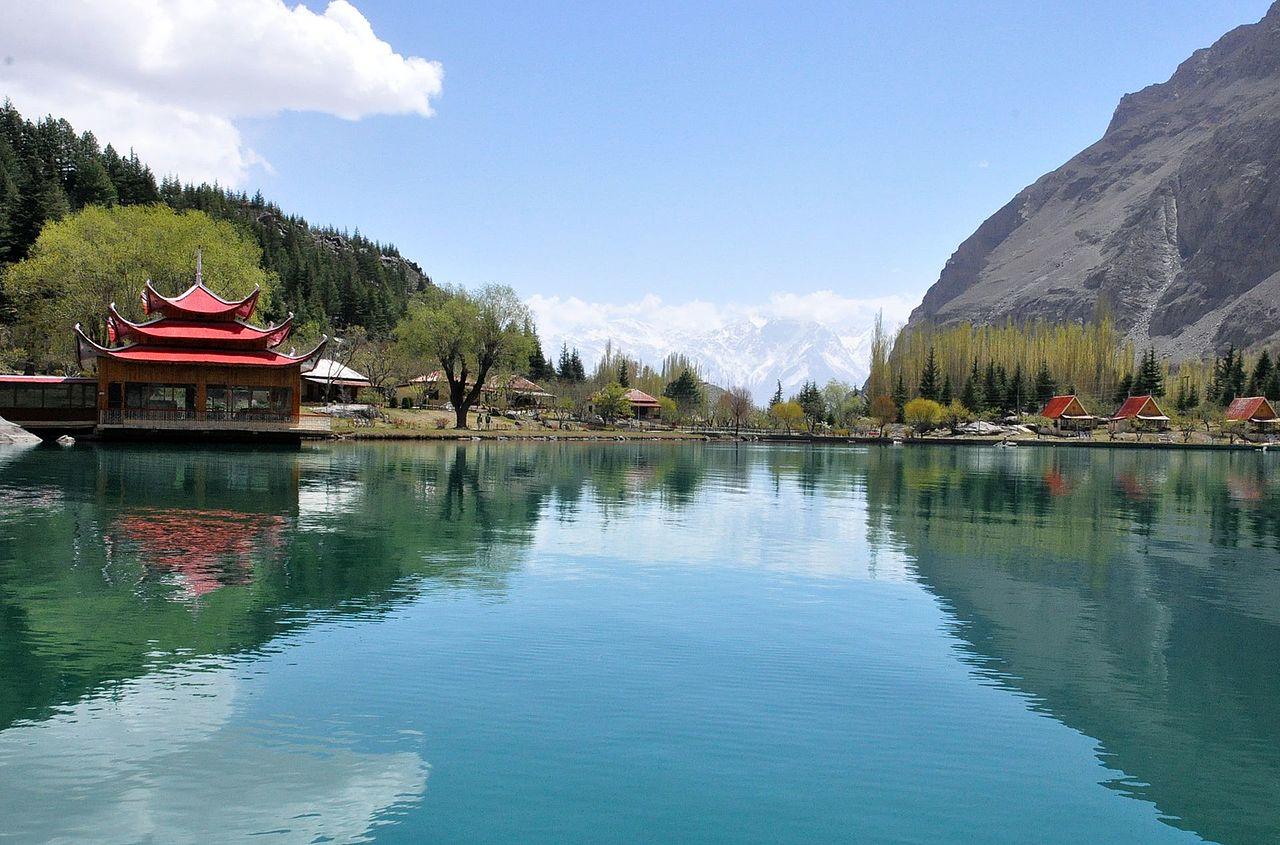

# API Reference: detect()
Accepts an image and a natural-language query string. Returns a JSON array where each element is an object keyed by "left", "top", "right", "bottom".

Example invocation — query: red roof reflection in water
[
  {"left": 113, "top": 509, "right": 286, "bottom": 598},
  {"left": 1042, "top": 467, "right": 1076, "bottom": 497}
]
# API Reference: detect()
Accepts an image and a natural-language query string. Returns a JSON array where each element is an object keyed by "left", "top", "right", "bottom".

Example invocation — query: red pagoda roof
[
  {"left": 1226, "top": 396, "right": 1278, "bottom": 422},
  {"left": 107, "top": 304, "right": 292, "bottom": 350},
  {"left": 1112, "top": 395, "right": 1169, "bottom": 421},
  {"left": 76, "top": 324, "right": 326, "bottom": 371},
  {"left": 141, "top": 279, "right": 261, "bottom": 321}
]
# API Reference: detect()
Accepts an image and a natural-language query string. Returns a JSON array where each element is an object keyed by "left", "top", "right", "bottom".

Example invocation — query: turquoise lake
[{"left": 0, "top": 442, "right": 1277, "bottom": 843}]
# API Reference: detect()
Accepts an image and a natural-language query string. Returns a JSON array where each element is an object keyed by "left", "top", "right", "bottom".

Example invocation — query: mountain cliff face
[{"left": 910, "top": 2, "right": 1280, "bottom": 357}]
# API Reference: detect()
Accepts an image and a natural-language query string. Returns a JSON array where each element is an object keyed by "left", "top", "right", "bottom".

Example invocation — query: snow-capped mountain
[{"left": 543, "top": 317, "right": 874, "bottom": 404}]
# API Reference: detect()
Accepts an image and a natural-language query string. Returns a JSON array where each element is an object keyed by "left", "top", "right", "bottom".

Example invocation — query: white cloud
[{"left": 0, "top": 0, "right": 443, "bottom": 185}]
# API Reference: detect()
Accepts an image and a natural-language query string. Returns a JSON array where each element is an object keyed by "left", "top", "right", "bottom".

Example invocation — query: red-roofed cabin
[
  {"left": 1110, "top": 394, "right": 1170, "bottom": 433},
  {"left": 1039, "top": 395, "right": 1096, "bottom": 432},
  {"left": 1225, "top": 396, "right": 1279, "bottom": 433},
  {"left": 73, "top": 268, "right": 329, "bottom": 440},
  {"left": 623, "top": 388, "right": 662, "bottom": 421}
]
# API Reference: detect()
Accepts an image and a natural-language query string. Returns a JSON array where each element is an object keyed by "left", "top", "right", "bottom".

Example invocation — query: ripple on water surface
[{"left": 0, "top": 442, "right": 1276, "bottom": 843}]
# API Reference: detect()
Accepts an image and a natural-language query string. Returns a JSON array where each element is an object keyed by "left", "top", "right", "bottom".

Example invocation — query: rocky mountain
[
  {"left": 547, "top": 317, "right": 874, "bottom": 404},
  {"left": 910, "top": 2, "right": 1280, "bottom": 358}
]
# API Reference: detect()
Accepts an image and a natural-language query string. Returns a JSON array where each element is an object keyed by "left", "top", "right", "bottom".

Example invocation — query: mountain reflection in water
[{"left": 0, "top": 442, "right": 1276, "bottom": 843}]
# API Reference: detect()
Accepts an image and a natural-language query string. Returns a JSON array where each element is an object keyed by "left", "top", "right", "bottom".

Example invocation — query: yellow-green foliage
[
  {"left": 769, "top": 400, "right": 805, "bottom": 432},
  {"left": 4, "top": 204, "right": 272, "bottom": 371},
  {"left": 903, "top": 397, "right": 944, "bottom": 432},
  {"left": 890, "top": 317, "right": 1134, "bottom": 406}
]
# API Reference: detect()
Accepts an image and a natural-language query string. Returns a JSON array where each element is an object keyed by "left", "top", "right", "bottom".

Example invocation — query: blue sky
[
  {"left": 3, "top": 0, "right": 1272, "bottom": 317},
  {"left": 238, "top": 0, "right": 1270, "bottom": 309}
]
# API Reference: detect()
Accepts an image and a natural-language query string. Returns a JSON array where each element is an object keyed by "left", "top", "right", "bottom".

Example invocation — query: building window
[
  {"left": 13, "top": 386, "right": 44, "bottom": 407},
  {"left": 207, "top": 385, "right": 292, "bottom": 416},
  {"left": 124, "top": 383, "right": 196, "bottom": 412}
]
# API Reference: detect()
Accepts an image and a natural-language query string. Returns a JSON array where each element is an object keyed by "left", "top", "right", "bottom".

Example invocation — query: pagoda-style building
[{"left": 74, "top": 264, "right": 328, "bottom": 439}]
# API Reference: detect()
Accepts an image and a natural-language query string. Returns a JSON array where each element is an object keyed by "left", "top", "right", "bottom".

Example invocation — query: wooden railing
[{"left": 99, "top": 409, "right": 330, "bottom": 433}]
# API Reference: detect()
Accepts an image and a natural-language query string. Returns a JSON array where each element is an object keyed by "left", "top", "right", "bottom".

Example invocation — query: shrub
[
  {"left": 903, "top": 398, "right": 944, "bottom": 433},
  {"left": 401, "top": 396, "right": 413, "bottom": 409}
]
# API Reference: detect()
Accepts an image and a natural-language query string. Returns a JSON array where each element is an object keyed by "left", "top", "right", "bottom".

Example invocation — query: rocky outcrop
[
  {"left": 0, "top": 416, "right": 40, "bottom": 444},
  {"left": 910, "top": 2, "right": 1280, "bottom": 358}
]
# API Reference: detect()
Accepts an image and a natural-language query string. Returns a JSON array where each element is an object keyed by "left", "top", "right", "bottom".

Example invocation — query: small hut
[
  {"left": 485, "top": 375, "right": 554, "bottom": 409},
  {"left": 1039, "top": 395, "right": 1096, "bottom": 432},
  {"left": 303, "top": 359, "right": 371, "bottom": 403},
  {"left": 623, "top": 388, "right": 662, "bottom": 421},
  {"left": 1110, "top": 394, "right": 1170, "bottom": 433},
  {"left": 1225, "top": 396, "right": 1279, "bottom": 434}
]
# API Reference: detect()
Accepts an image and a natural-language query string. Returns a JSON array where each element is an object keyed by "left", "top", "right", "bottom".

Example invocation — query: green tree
[
  {"left": 3, "top": 204, "right": 270, "bottom": 370},
  {"left": 960, "top": 359, "right": 984, "bottom": 412},
  {"left": 616, "top": 358, "right": 630, "bottom": 388},
  {"left": 770, "top": 380, "right": 783, "bottom": 408},
  {"left": 395, "top": 285, "right": 532, "bottom": 429},
  {"left": 1247, "top": 349, "right": 1272, "bottom": 397},
  {"left": 917, "top": 346, "right": 940, "bottom": 401},
  {"left": 593, "top": 382, "right": 632, "bottom": 426},
  {"left": 1033, "top": 359, "right": 1057, "bottom": 407},
  {"left": 1004, "top": 363, "right": 1026, "bottom": 413},
  {"left": 939, "top": 373, "right": 953, "bottom": 407},
  {"left": 891, "top": 373, "right": 908, "bottom": 420},
  {"left": 527, "top": 338, "right": 551, "bottom": 382},
  {"left": 795, "top": 380, "right": 825, "bottom": 432},
  {"left": 1132, "top": 347, "right": 1165, "bottom": 397},
  {"left": 663, "top": 368, "right": 704, "bottom": 417},
  {"left": 69, "top": 157, "right": 117, "bottom": 208}
]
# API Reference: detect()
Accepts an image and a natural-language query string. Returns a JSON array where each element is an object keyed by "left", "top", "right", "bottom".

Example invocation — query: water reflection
[
  {"left": 0, "top": 442, "right": 1277, "bottom": 842},
  {"left": 862, "top": 447, "right": 1280, "bottom": 845}
]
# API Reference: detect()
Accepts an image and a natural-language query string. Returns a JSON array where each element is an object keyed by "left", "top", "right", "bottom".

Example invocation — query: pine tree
[
  {"left": 1225, "top": 347, "right": 1246, "bottom": 403},
  {"left": 663, "top": 368, "right": 704, "bottom": 415},
  {"left": 1004, "top": 363, "right": 1026, "bottom": 413},
  {"left": 568, "top": 348, "right": 586, "bottom": 382},
  {"left": 770, "top": 380, "right": 783, "bottom": 408},
  {"left": 918, "top": 346, "right": 940, "bottom": 401},
  {"left": 1113, "top": 372, "right": 1133, "bottom": 404},
  {"left": 557, "top": 343, "right": 573, "bottom": 380},
  {"left": 1133, "top": 347, "right": 1165, "bottom": 397},
  {"left": 892, "top": 373, "right": 908, "bottom": 418},
  {"left": 960, "top": 359, "right": 984, "bottom": 412},
  {"left": 939, "top": 373, "right": 953, "bottom": 406},
  {"left": 1247, "top": 349, "right": 1272, "bottom": 397},
  {"left": 796, "top": 380, "right": 825, "bottom": 431},
  {"left": 528, "top": 341, "right": 550, "bottom": 382},
  {"left": 69, "top": 156, "right": 117, "bottom": 207},
  {"left": 1266, "top": 362, "right": 1280, "bottom": 402},
  {"left": 617, "top": 358, "right": 630, "bottom": 388}
]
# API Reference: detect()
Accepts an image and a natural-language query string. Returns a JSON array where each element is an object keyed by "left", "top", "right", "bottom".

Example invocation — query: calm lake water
[{"left": 0, "top": 442, "right": 1277, "bottom": 844}]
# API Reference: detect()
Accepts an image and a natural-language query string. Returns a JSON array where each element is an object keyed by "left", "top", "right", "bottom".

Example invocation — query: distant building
[
  {"left": 487, "top": 375, "right": 553, "bottom": 409},
  {"left": 1110, "top": 394, "right": 1170, "bottom": 432},
  {"left": 399, "top": 372, "right": 553, "bottom": 409},
  {"left": 622, "top": 388, "right": 661, "bottom": 420},
  {"left": 1039, "top": 394, "right": 1097, "bottom": 431},
  {"left": 1225, "top": 396, "right": 1279, "bottom": 433},
  {"left": 303, "top": 359, "right": 372, "bottom": 403}
]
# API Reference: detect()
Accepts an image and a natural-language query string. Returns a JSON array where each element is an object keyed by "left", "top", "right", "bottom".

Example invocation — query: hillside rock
[
  {"left": 255, "top": 212, "right": 432, "bottom": 295},
  {"left": 910, "top": 2, "right": 1280, "bottom": 357}
]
